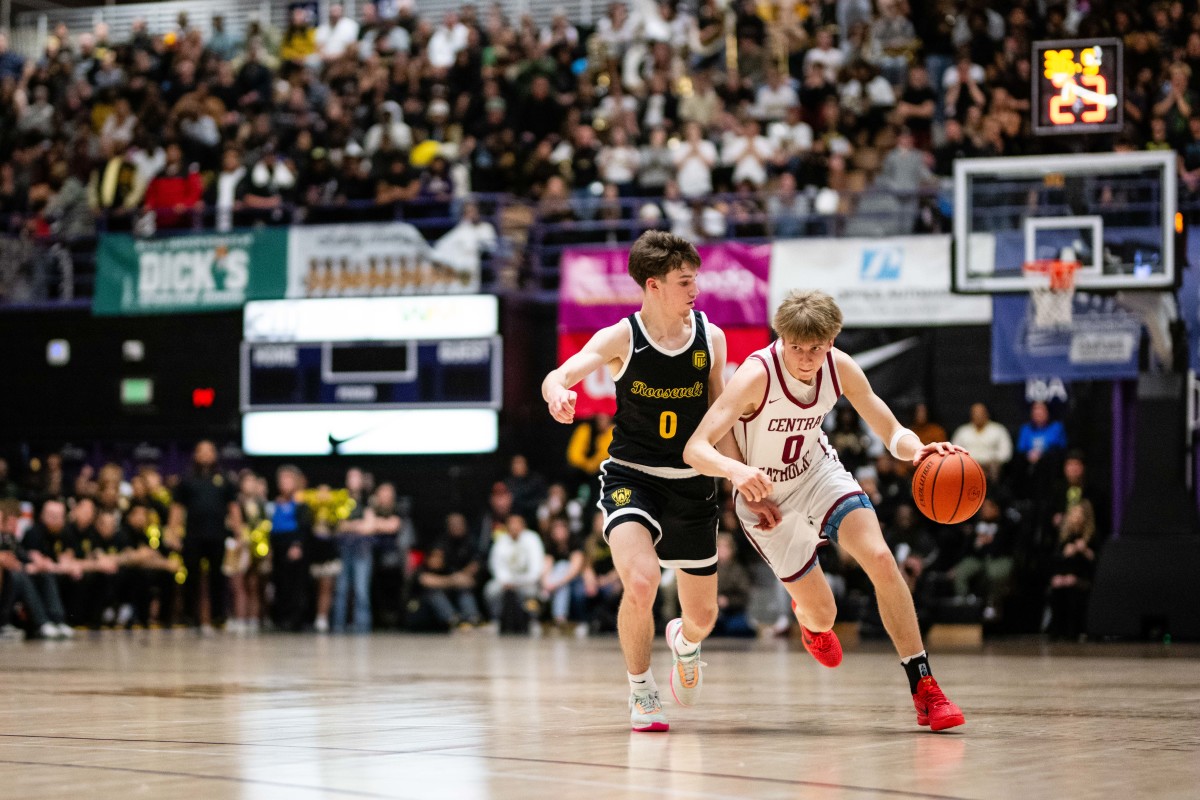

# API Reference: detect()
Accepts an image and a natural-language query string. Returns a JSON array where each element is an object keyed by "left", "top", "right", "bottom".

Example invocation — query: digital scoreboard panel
[
  {"left": 1032, "top": 38, "right": 1123, "bottom": 135},
  {"left": 241, "top": 338, "right": 501, "bottom": 411},
  {"left": 241, "top": 296, "right": 500, "bottom": 455}
]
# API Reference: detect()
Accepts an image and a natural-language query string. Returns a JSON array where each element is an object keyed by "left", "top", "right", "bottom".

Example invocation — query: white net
[{"left": 1024, "top": 261, "right": 1078, "bottom": 330}]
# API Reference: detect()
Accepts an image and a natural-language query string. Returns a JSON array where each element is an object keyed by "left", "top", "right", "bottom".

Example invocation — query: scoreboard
[
  {"left": 240, "top": 296, "right": 501, "bottom": 455},
  {"left": 241, "top": 338, "right": 501, "bottom": 410},
  {"left": 1032, "top": 38, "right": 1123, "bottom": 135}
]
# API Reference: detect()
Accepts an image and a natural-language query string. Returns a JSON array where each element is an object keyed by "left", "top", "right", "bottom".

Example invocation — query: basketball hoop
[{"left": 1023, "top": 259, "right": 1080, "bottom": 329}]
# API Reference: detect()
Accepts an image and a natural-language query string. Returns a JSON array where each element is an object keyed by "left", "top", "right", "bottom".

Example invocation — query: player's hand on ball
[
  {"left": 912, "top": 441, "right": 966, "bottom": 465},
  {"left": 548, "top": 388, "right": 577, "bottom": 423},
  {"left": 732, "top": 464, "right": 773, "bottom": 503},
  {"left": 743, "top": 497, "right": 782, "bottom": 531}
]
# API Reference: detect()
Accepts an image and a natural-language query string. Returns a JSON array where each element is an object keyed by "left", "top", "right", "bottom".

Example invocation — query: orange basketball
[{"left": 911, "top": 452, "right": 987, "bottom": 524}]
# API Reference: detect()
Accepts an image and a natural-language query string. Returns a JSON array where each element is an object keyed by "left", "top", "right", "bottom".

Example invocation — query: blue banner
[
  {"left": 1180, "top": 235, "right": 1200, "bottom": 374},
  {"left": 991, "top": 294, "right": 1142, "bottom": 383}
]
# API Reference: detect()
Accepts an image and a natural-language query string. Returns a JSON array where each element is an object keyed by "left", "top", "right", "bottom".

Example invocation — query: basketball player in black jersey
[{"left": 543, "top": 230, "right": 730, "bottom": 732}]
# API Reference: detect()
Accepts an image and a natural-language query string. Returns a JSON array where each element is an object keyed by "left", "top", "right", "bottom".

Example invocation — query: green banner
[{"left": 94, "top": 229, "right": 289, "bottom": 315}]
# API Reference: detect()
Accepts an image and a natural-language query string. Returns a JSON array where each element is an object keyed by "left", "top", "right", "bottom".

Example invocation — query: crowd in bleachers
[
  {"left": 2, "top": 0, "right": 1200, "bottom": 270},
  {"left": 0, "top": 393, "right": 1108, "bottom": 642}
]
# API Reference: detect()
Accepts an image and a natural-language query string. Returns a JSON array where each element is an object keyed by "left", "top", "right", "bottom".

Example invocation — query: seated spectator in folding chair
[
  {"left": 484, "top": 514, "right": 544, "bottom": 631},
  {"left": 416, "top": 512, "right": 482, "bottom": 630},
  {"left": 539, "top": 516, "right": 586, "bottom": 632},
  {"left": 0, "top": 499, "right": 71, "bottom": 639}
]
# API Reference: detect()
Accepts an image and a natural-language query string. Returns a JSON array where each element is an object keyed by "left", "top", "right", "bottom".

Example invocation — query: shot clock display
[{"left": 1032, "top": 38, "right": 1123, "bottom": 135}]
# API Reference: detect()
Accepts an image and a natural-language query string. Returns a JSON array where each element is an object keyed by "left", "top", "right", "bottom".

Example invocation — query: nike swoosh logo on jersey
[
  {"left": 634, "top": 345, "right": 650, "bottom": 353},
  {"left": 768, "top": 398, "right": 782, "bottom": 403}
]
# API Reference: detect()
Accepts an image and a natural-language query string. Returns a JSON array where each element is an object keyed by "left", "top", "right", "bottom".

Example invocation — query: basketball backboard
[{"left": 953, "top": 150, "right": 1177, "bottom": 293}]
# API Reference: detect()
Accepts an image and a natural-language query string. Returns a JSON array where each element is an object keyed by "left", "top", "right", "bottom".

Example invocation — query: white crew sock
[
  {"left": 628, "top": 669, "right": 657, "bottom": 695},
  {"left": 674, "top": 630, "right": 700, "bottom": 657}
]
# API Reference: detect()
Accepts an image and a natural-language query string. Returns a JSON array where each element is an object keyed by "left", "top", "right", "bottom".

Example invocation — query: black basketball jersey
[{"left": 609, "top": 310, "right": 712, "bottom": 471}]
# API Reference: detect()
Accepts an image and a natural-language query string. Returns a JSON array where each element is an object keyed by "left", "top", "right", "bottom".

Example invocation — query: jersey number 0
[{"left": 659, "top": 411, "right": 677, "bottom": 439}]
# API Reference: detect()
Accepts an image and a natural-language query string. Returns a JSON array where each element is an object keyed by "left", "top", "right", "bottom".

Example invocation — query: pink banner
[{"left": 559, "top": 243, "right": 771, "bottom": 333}]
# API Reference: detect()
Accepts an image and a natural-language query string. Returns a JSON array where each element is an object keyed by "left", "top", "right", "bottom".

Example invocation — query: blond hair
[{"left": 772, "top": 290, "right": 844, "bottom": 343}]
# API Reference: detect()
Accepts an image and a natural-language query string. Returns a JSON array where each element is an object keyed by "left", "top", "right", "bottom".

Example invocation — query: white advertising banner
[
  {"left": 770, "top": 235, "right": 992, "bottom": 326},
  {"left": 286, "top": 221, "right": 479, "bottom": 298},
  {"left": 243, "top": 295, "right": 499, "bottom": 342}
]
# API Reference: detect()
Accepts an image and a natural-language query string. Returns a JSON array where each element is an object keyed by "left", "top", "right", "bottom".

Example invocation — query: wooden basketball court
[{"left": 2, "top": 631, "right": 1198, "bottom": 799}]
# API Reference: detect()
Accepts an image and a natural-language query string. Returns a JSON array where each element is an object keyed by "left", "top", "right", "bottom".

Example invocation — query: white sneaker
[
  {"left": 116, "top": 604, "right": 135, "bottom": 627},
  {"left": 665, "top": 618, "right": 704, "bottom": 707},
  {"left": 314, "top": 616, "right": 330, "bottom": 633},
  {"left": 40, "top": 622, "right": 60, "bottom": 639},
  {"left": 629, "top": 691, "right": 669, "bottom": 732},
  {"left": 55, "top": 623, "right": 75, "bottom": 639},
  {"left": 199, "top": 624, "right": 216, "bottom": 637}
]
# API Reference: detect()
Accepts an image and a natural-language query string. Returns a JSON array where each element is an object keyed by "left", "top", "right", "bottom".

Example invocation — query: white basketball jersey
[{"left": 733, "top": 341, "right": 843, "bottom": 491}]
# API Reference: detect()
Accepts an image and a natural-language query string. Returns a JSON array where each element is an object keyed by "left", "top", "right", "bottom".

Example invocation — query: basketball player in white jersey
[
  {"left": 684, "top": 290, "right": 967, "bottom": 731},
  {"left": 543, "top": 230, "right": 728, "bottom": 732}
]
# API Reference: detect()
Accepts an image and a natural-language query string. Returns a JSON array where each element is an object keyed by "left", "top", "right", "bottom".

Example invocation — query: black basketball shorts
[{"left": 597, "top": 460, "right": 719, "bottom": 576}]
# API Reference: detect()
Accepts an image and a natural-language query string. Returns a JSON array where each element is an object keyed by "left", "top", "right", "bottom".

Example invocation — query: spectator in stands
[
  {"left": 504, "top": 454, "right": 548, "bottom": 527},
  {"left": 766, "top": 173, "right": 811, "bottom": 238},
  {"left": 316, "top": 4, "right": 360, "bottom": 63},
  {"left": 582, "top": 509, "right": 621, "bottom": 632},
  {"left": 170, "top": 441, "right": 239, "bottom": 633},
  {"left": 0, "top": 500, "right": 69, "bottom": 639},
  {"left": 804, "top": 26, "right": 845, "bottom": 83},
  {"left": 711, "top": 531, "right": 755, "bottom": 637},
  {"left": 598, "top": 127, "right": 641, "bottom": 196},
  {"left": 417, "top": 512, "right": 483, "bottom": 630},
  {"left": 952, "top": 402, "right": 1013, "bottom": 484},
  {"left": 948, "top": 496, "right": 1016, "bottom": 622},
  {"left": 893, "top": 64, "right": 936, "bottom": 150},
  {"left": 266, "top": 465, "right": 311, "bottom": 632},
  {"left": 280, "top": 6, "right": 319, "bottom": 74},
  {"left": 14, "top": 499, "right": 73, "bottom": 638},
  {"left": 1046, "top": 500, "right": 1099, "bottom": 640},
  {"left": 238, "top": 141, "right": 296, "bottom": 224},
  {"left": 866, "top": 0, "right": 919, "bottom": 86},
  {"left": 883, "top": 503, "right": 939, "bottom": 621},
  {"left": 673, "top": 121, "right": 717, "bottom": 198},
  {"left": 565, "top": 412, "right": 613, "bottom": 507},
  {"left": 142, "top": 141, "right": 203, "bottom": 229},
  {"left": 331, "top": 468, "right": 374, "bottom": 634},
  {"left": 539, "top": 516, "right": 586, "bottom": 631},
  {"left": 484, "top": 513, "right": 545, "bottom": 629},
  {"left": 910, "top": 402, "right": 948, "bottom": 446},
  {"left": 0, "top": 32, "right": 24, "bottom": 82},
  {"left": 724, "top": 118, "right": 775, "bottom": 189}
]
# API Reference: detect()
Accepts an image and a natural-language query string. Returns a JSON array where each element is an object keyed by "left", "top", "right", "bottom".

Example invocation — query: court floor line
[
  {"left": 0, "top": 733, "right": 976, "bottom": 800},
  {"left": 0, "top": 759, "right": 401, "bottom": 799}
]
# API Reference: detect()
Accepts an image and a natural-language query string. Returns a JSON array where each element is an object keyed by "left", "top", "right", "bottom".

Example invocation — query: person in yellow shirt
[{"left": 565, "top": 412, "right": 614, "bottom": 507}]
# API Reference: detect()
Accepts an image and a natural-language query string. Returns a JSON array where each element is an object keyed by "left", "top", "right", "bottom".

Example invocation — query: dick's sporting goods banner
[
  {"left": 94, "top": 229, "right": 288, "bottom": 315},
  {"left": 991, "top": 294, "right": 1142, "bottom": 383},
  {"left": 94, "top": 222, "right": 476, "bottom": 315},
  {"left": 770, "top": 235, "right": 991, "bottom": 327}
]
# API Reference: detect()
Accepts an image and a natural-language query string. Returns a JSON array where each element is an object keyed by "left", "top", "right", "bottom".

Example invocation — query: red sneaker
[
  {"left": 912, "top": 676, "right": 965, "bottom": 731},
  {"left": 800, "top": 626, "right": 843, "bottom": 667}
]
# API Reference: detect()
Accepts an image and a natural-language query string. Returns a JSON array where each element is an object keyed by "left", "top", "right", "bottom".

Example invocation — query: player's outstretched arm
[
  {"left": 684, "top": 358, "right": 773, "bottom": 502},
  {"left": 834, "top": 350, "right": 965, "bottom": 465},
  {"left": 541, "top": 321, "right": 630, "bottom": 425}
]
